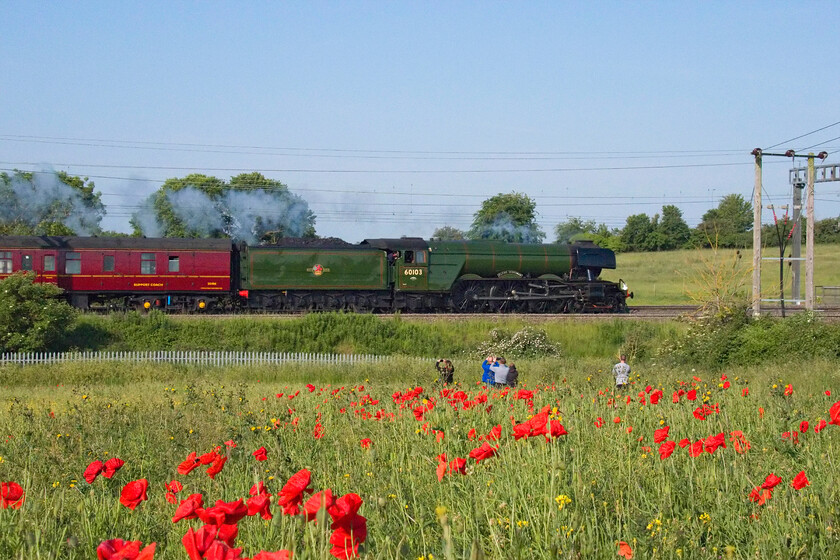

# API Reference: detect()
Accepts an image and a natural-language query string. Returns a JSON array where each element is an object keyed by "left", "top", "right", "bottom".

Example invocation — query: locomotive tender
[{"left": 0, "top": 235, "right": 632, "bottom": 313}]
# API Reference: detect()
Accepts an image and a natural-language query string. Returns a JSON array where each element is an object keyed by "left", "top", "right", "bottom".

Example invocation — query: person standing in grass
[
  {"left": 436, "top": 358, "right": 455, "bottom": 384},
  {"left": 612, "top": 354, "right": 630, "bottom": 390}
]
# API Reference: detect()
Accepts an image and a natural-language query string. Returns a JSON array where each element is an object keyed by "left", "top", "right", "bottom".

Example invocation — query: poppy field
[{"left": 0, "top": 359, "right": 838, "bottom": 559}]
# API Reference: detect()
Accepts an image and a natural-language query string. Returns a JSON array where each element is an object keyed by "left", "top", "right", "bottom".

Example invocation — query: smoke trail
[
  {"left": 0, "top": 170, "right": 104, "bottom": 235},
  {"left": 472, "top": 213, "right": 545, "bottom": 243}
]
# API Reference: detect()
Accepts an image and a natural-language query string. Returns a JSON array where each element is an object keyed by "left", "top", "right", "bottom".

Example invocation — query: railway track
[{"left": 164, "top": 305, "right": 840, "bottom": 321}]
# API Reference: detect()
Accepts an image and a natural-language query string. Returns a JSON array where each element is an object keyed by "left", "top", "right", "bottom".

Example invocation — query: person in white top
[
  {"left": 612, "top": 354, "right": 631, "bottom": 389},
  {"left": 489, "top": 357, "right": 510, "bottom": 386}
]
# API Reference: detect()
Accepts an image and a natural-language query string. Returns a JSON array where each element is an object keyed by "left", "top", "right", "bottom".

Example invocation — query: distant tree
[
  {"left": 467, "top": 192, "right": 545, "bottom": 243},
  {"left": 554, "top": 217, "right": 597, "bottom": 243},
  {"left": 131, "top": 172, "right": 316, "bottom": 242},
  {"left": 0, "top": 170, "right": 105, "bottom": 235},
  {"left": 656, "top": 205, "right": 692, "bottom": 250},
  {"left": 0, "top": 272, "right": 76, "bottom": 352},
  {"left": 432, "top": 225, "right": 466, "bottom": 240},
  {"left": 591, "top": 223, "right": 624, "bottom": 252},
  {"left": 695, "top": 194, "right": 753, "bottom": 248},
  {"left": 620, "top": 213, "right": 655, "bottom": 252}
]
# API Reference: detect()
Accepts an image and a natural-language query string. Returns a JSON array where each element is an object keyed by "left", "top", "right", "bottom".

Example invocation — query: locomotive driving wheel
[{"left": 451, "top": 281, "right": 483, "bottom": 313}]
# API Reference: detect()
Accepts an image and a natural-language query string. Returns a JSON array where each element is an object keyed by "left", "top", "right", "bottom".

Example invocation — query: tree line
[{"left": 4, "top": 170, "right": 840, "bottom": 250}]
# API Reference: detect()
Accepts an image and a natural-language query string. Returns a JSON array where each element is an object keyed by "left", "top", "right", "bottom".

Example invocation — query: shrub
[
  {"left": 474, "top": 326, "right": 561, "bottom": 359},
  {"left": 0, "top": 272, "right": 77, "bottom": 352}
]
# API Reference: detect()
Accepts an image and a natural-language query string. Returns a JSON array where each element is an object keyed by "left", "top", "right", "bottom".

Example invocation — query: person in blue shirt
[{"left": 481, "top": 355, "right": 496, "bottom": 385}]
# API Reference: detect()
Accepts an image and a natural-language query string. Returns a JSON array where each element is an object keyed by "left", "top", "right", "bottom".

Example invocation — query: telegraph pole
[
  {"left": 791, "top": 178, "right": 804, "bottom": 302},
  {"left": 752, "top": 149, "right": 763, "bottom": 317}
]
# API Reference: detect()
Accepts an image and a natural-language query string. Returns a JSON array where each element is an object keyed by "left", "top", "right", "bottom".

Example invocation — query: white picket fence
[{"left": 0, "top": 350, "right": 391, "bottom": 367}]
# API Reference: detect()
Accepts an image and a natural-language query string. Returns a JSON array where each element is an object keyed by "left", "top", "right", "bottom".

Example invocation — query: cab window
[
  {"left": 141, "top": 253, "right": 156, "bottom": 274},
  {"left": 404, "top": 251, "right": 414, "bottom": 264},
  {"left": 65, "top": 252, "right": 81, "bottom": 274},
  {"left": 415, "top": 251, "right": 427, "bottom": 264},
  {"left": 0, "top": 252, "right": 11, "bottom": 273},
  {"left": 21, "top": 255, "right": 33, "bottom": 271}
]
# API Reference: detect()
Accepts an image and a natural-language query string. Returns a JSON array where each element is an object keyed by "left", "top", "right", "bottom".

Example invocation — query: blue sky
[{"left": 2, "top": 1, "right": 839, "bottom": 242}]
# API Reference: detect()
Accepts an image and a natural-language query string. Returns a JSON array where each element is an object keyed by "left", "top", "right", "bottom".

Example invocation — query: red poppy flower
[
  {"left": 677, "top": 438, "right": 689, "bottom": 448},
  {"left": 102, "top": 457, "right": 125, "bottom": 479},
  {"left": 653, "top": 426, "right": 670, "bottom": 444},
  {"left": 206, "top": 454, "right": 227, "bottom": 479},
  {"left": 791, "top": 471, "right": 809, "bottom": 490},
  {"left": 199, "top": 451, "right": 218, "bottom": 465},
  {"left": 658, "top": 440, "right": 676, "bottom": 460},
  {"left": 0, "top": 481, "right": 25, "bottom": 509},
  {"left": 252, "top": 552, "right": 293, "bottom": 560},
  {"left": 96, "top": 539, "right": 156, "bottom": 560},
  {"left": 814, "top": 419, "right": 827, "bottom": 433},
  {"left": 761, "top": 473, "right": 782, "bottom": 490},
  {"left": 799, "top": 421, "right": 809, "bottom": 433},
  {"left": 172, "top": 493, "right": 204, "bottom": 523},
  {"left": 467, "top": 428, "right": 477, "bottom": 440},
  {"left": 692, "top": 407, "right": 707, "bottom": 421},
  {"left": 469, "top": 442, "right": 499, "bottom": 463},
  {"left": 688, "top": 440, "right": 704, "bottom": 458},
  {"left": 119, "top": 479, "right": 149, "bottom": 510},
  {"left": 165, "top": 480, "right": 183, "bottom": 494},
  {"left": 549, "top": 421, "right": 567, "bottom": 438},
  {"left": 826, "top": 390, "right": 832, "bottom": 396},
  {"left": 277, "top": 469, "right": 313, "bottom": 515},
  {"left": 306, "top": 384, "right": 316, "bottom": 392},
  {"left": 182, "top": 525, "right": 237, "bottom": 560},
  {"left": 728, "top": 431, "right": 751, "bottom": 454},
  {"left": 198, "top": 499, "right": 248, "bottom": 527},
  {"left": 253, "top": 447, "right": 268, "bottom": 462},
  {"left": 784, "top": 384, "right": 793, "bottom": 396},
  {"left": 829, "top": 401, "right": 840, "bottom": 426},
  {"left": 703, "top": 432, "right": 726, "bottom": 454},
  {"left": 486, "top": 424, "right": 502, "bottom": 441},
  {"left": 722, "top": 381, "right": 731, "bottom": 389},
  {"left": 304, "top": 489, "right": 337, "bottom": 521},
  {"left": 686, "top": 389, "right": 697, "bottom": 401},
  {"left": 224, "top": 440, "right": 237, "bottom": 449},
  {"left": 749, "top": 486, "right": 772, "bottom": 505},
  {"left": 594, "top": 417, "right": 605, "bottom": 428},
  {"left": 359, "top": 438, "right": 372, "bottom": 449},
  {"left": 649, "top": 390, "right": 662, "bottom": 404},
  {"left": 247, "top": 493, "right": 273, "bottom": 520},
  {"left": 84, "top": 460, "right": 104, "bottom": 484},
  {"left": 617, "top": 541, "right": 633, "bottom": 559},
  {"left": 742, "top": 388, "right": 749, "bottom": 397},
  {"left": 314, "top": 423, "right": 325, "bottom": 439},
  {"left": 250, "top": 481, "right": 269, "bottom": 497},
  {"left": 672, "top": 391, "right": 680, "bottom": 403},
  {"left": 329, "top": 493, "right": 367, "bottom": 560},
  {"left": 177, "top": 452, "right": 202, "bottom": 475},
  {"left": 613, "top": 416, "right": 621, "bottom": 424}
]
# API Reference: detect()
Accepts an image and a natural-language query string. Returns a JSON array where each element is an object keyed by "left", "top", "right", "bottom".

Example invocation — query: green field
[
  {"left": 0, "top": 359, "right": 838, "bottom": 559},
  {"left": 602, "top": 244, "right": 840, "bottom": 306}
]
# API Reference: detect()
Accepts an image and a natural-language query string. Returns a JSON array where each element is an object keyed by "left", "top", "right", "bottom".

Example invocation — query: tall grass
[{"left": 0, "top": 360, "right": 837, "bottom": 558}]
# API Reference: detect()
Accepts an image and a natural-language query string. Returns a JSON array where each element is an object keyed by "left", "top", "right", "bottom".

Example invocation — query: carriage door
[{"left": 398, "top": 250, "right": 428, "bottom": 291}]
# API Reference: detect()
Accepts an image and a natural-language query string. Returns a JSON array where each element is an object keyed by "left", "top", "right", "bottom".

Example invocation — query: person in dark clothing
[
  {"left": 506, "top": 363, "right": 519, "bottom": 387},
  {"left": 436, "top": 359, "right": 455, "bottom": 384}
]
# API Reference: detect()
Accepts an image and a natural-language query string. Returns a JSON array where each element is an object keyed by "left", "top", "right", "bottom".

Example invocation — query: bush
[
  {"left": 0, "top": 272, "right": 77, "bottom": 352},
  {"left": 474, "top": 326, "right": 561, "bottom": 359}
]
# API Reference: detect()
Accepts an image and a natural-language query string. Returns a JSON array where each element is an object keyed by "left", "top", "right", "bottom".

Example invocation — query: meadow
[
  {"left": 602, "top": 243, "right": 840, "bottom": 306},
  {"left": 0, "top": 357, "right": 838, "bottom": 559}
]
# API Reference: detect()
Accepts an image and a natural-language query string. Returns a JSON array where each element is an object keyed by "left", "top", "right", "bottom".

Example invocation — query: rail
[{"left": 0, "top": 350, "right": 391, "bottom": 367}]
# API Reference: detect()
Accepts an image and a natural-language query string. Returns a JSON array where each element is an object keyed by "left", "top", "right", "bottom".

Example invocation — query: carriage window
[
  {"left": 44, "top": 255, "right": 55, "bottom": 272},
  {"left": 415, "top": 251, "right": 427, "bottom": 264},
  {"left": 141, "top": 253, "right": 156, "bottom": 274},
  {"left": 21, "top": 255, "right": 33, "bottom": 271},
  {"left": 404, "top": 251, "right": 414, "bottom": 264},
  {"left": 0, "top": 252, "right": 11, "bottom": 273},
  {"left": 65, "top": 252, "right": 81, "bottom": 274},
  {"left": 103, "top": 255, "right": 115, "bottom": 272},
  {"left": 168, "top": 256, "right": 180, "bottom": 273}
]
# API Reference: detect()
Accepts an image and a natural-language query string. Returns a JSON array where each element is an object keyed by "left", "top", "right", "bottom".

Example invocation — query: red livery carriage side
[{"left": 0, "top": 236, "right": 232, "bottom": 311}]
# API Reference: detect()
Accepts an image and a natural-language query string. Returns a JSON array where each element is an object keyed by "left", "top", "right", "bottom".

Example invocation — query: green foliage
[
  {"left": 657, "top": 205, "right": 692, "bottom": 249},
  {"left": 431, "top": 225, "right": 466, "bottom": 240},
  {"left": 620, "top": 213, "right": 656, "bottom": 252},
  {"left": 467, "top": 192, "right": 545, "bottom": 243},
  {"left": 0, "top": 170, "right": 105, "bottom": 235},
  {"left": 695, "top": 194, "right": 753, "bottom": 248},
  {"left": 0, "top": 272, "right": 77, "bottom": 352},
  {"left": 553, "top": 217, "right": 596, "bottom": 243}
]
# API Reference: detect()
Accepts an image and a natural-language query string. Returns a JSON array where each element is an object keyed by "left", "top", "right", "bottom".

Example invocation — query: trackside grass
[{"left": 0, "top": 359, "right": 838, "bottom": 559}]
